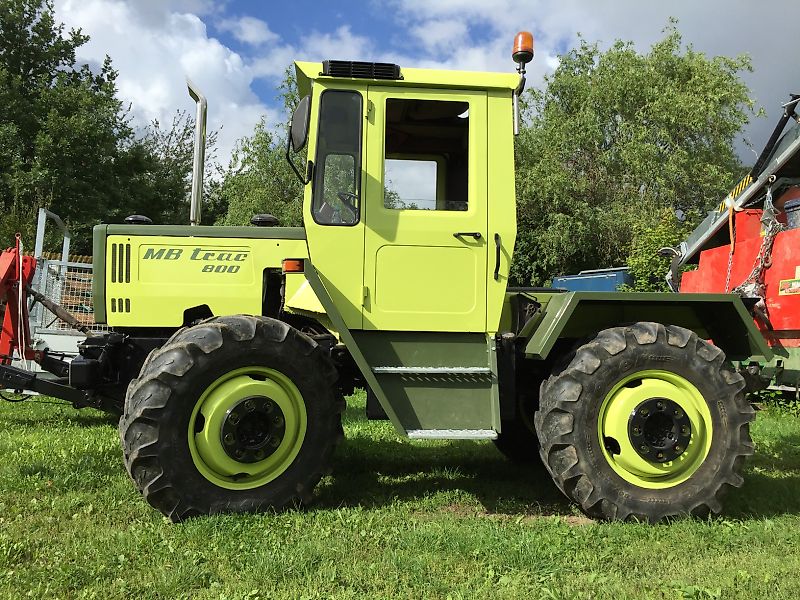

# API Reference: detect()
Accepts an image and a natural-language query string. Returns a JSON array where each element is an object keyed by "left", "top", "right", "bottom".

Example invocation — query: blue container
[{"left": 552, "top": 267, "right": 632, "bottom": 292}]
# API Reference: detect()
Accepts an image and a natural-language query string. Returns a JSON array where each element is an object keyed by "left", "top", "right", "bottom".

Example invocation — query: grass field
[{"left": 1, "top": 391, "right": 799, "bottom": 599}]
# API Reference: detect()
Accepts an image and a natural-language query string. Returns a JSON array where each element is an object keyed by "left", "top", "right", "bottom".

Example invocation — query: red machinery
[
  {"left": 673, "top": 94, "right": 800, "bottom": 391},
  {"left": 0, "top": 236, "right": 87, "bottom": 400},
  {"left": 681, "top": 207, "right": 800, "bottom": 349},
  {"left": 0, "top": 236, "right": 38, "bottom": 364}
]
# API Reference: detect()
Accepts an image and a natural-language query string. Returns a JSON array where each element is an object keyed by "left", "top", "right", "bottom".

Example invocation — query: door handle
[
  {"left": 453, "top": 231, "right": 482, "bottom": 240},
  {"left": 494, "top": 233, "right": 501, "bottom": 281}
]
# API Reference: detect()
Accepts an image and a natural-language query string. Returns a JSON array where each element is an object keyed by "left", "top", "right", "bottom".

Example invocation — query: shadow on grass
[
  {"left": 9, "top": 398, "right": 800, "bottom": 520},
  {"left": 322, "top": 408, "right": 800, "bottom": 520},
  {"left": 17, "top": 446, "right": 123, "bottom": 490},
  {"left": 317, "top": 431, "right": 573, "bottom": 517},
  {"left": 725, "top": 432, "right": 800, "bottom": 519},
  {"left": 70, "top": 412, "right": 120, "bottom": 428},
  {"left": 1, "top": 404, "right": 118, "bottom": 429}
]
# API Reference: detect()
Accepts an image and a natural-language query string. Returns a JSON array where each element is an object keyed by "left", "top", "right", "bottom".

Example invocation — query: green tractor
[{"left": 0, "top": 33, "right": 772, "bottom": 522}]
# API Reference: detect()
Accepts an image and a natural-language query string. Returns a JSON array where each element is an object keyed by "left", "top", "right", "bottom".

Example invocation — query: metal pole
[
  {"left": 34, "top": 208, "right": 47, "bottom": 259},
  {"left": 187, "top": 80, "right": 207, "bottom": 226}
]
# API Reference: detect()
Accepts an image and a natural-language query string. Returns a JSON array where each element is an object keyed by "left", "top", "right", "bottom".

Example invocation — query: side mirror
[{"left": 290, "top": 95, "right": 311, "bottom": 152}]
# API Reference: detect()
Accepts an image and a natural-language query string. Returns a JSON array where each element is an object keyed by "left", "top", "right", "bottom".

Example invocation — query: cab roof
[{"left": 294, "top": 61, "right": 520, "bottom": 97}]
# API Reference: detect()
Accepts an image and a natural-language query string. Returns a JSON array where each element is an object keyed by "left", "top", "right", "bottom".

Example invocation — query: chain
[{"left": 731, "top": 185, "right": 785, "bottom": 322}]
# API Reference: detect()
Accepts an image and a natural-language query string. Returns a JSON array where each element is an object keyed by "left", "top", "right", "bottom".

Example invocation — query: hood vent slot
[{"left": 110, "top": 243, "right": 131, "bottom": 284}]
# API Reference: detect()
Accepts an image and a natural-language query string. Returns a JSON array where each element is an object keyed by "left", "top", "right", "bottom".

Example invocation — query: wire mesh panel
[{"left": 31, "top": 259, "right": 110, "bottom": 334}]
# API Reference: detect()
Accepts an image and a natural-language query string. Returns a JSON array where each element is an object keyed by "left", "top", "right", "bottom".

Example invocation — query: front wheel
[
  {"left": 119, "top": 315, "right": 343, "bottom": 521},
  {"left": 535, "top": 322, "right": 753, "bottom": 522}
]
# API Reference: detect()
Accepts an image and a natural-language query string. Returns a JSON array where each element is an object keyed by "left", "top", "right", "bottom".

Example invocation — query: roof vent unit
[{"left": 321, "top": 60, "right": 402, "bottom": 81}]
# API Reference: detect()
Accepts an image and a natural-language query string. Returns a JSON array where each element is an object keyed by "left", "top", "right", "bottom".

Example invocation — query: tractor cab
[{"left": 287, "top": 60, "right": 521, "bottom": 335}]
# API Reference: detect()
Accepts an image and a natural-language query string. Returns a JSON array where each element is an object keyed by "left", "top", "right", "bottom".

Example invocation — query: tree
[
  {"left": 0, "top": 0, "right": 215, "bottom": 252},
  {"left": 113, "top": 111, "right": 219, "bottom": 227},
  {"left": 622, "top": 207, "right": 694, "bottom": 292},
  {"left": 512, "top": 23, "right": 754, "bottom": 286},
  {"left": 214, "top": 117, "right": 303, "bottom": 227},
  {"left": 0, "top": 0, "right": 129, "bottom": 249},
  {"left": 215, "top": 71, "right": 304, "bottom": 227}
]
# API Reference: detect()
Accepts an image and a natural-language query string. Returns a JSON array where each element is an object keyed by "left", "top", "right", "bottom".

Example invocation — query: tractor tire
[
  {"left": 535, "top": 322, "right": 753, "bottom": 523},
  {"left": 119, "top": 315, "right": 343, "bottom": 521}
]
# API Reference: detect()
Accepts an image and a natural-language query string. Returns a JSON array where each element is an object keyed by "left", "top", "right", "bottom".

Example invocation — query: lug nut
[
  {"left": 656, "top": 401, "right": 664, "bottom": 410},
  {"left": 228, "top": 413, "right": 240, "bottom": 425},
  {"left": 657, "top": 452, "right": 664, "bottom": 459},
  {"left": 674, "top": 445, "right": 683, "bottom": 454},
  {"left": 273, "top": 416, "right": 284, "bottom": 427},
  {"left": 264, "top": 402, "right": 274, "bottom": 413},
  {"left": 681, "top": 425, "right": 689, "bottom": 436},
  {"left": 640, "top": 408, "right": 649, "bottom": 416},
  {"left": 632, "top": 427, "right": 641, "bottom": 436},
  {"left": 254, "top": 450, "right": 265, "bottom": 460},
  {"left": 244, "top": 399, "right": 256, "bottom": 412},
  {"left": 223, "top": 433, "right": 235, "bottom": 445},
  {"left": 640, "top": 445, "right": 649, "bottom": 453},
  {"left": 234, "top": 449, "right": 245, "bottom": 459},
  {"left": 674, "top": 409, "right": 684, "bottom": 418},
  {"left": 270, "top": 436, "right": 281, "bottom": 448}
]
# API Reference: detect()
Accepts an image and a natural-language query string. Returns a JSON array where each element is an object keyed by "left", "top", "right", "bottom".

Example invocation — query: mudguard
[{"left": 520, "top": 291, "right": 773, "bottom": 363}]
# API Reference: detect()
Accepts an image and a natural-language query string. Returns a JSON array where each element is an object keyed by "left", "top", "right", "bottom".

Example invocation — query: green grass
[{"left": 1, "top": 392, "right": 800, "bottom": 599}]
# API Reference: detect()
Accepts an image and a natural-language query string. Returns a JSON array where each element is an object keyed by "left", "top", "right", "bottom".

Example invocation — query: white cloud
[
  {"left": 54, "top": 0, "right": 275, "bottom": 170},
  {"left": 217, "top": 16, "right": 278, "bottom": 46},
  {"left": 297, "top": 26, "right": 372, "bottom": 63},
  {"left": 388, "top": 0, "right": 800, "bottom": 153},
  {"left": 51, "top": 0, "right": 800, "bottom": 175},
  {"left": 52, "top": 1, "right": 377, "bottom": 174},
  {"left": 249, "top": 25, "right": 372, "bottom": 80},
  {"left": 409, "top": 20, "right": 469, "bottom": 54}
]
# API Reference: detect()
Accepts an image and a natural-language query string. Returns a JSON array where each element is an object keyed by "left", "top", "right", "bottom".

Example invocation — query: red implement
[
  {"left": 0, "top": 235, "right": 38, "bottom": 364},
  {"left": 681, "top": 210, "right": 800, "bottom": 348}
]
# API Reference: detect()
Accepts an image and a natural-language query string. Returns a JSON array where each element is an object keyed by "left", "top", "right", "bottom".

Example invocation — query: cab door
[{"left": 362, "top": 87, "right": 488, "bottom": 332}]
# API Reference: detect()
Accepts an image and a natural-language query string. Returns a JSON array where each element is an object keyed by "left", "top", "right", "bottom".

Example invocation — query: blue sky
[
  {"left": 210, "top": 1, "right": 407, "bottom": 107},
  {"left": 53, "top": 0, "right": 800, "bottom": 167}
]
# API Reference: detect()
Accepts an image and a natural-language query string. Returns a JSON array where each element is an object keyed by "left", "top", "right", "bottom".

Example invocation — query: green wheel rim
[
  {"left": 188, "top": 366, "right": 307, "bottom": 490},
  {"left": 597, "top": 370, "right": 712, "bottom": 489}
]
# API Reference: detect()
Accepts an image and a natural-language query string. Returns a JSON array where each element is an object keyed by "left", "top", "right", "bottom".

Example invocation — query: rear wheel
[
  {"left": 119, "top": 315, "right": 343, "bottom": 521},
  {"left": 535, "top": 322, "right": 753, "bottom": 522}
]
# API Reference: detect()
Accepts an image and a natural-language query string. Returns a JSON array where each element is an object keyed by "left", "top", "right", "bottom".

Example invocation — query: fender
[{"left": 520, "top": 291, "right": 773, "bottom": 363}]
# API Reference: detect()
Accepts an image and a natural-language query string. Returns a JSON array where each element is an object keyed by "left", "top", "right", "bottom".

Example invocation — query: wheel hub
[
  {"left": 220, "top": 396, "right": 286, "bottom": 463},
  {"left": 628, "top": 397, "right": 692, "bottom": 463}
]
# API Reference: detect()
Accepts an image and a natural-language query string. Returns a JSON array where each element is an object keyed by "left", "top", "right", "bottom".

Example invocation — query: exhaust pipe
[{"left": 187, "top": 80, "right": 207, "bottom": 226}]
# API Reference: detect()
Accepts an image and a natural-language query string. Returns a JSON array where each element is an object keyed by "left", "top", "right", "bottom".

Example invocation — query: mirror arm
[
  {"left": 513, "top": 74, "right": 526, "bottom": 136},
  {"left": 286, "top": 133, "right": 311, "bottom": 185}
]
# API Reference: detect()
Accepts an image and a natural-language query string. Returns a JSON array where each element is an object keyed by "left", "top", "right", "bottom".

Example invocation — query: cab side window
[{"left": 383, "top": 98, "right": 469, "bottom": 211}]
